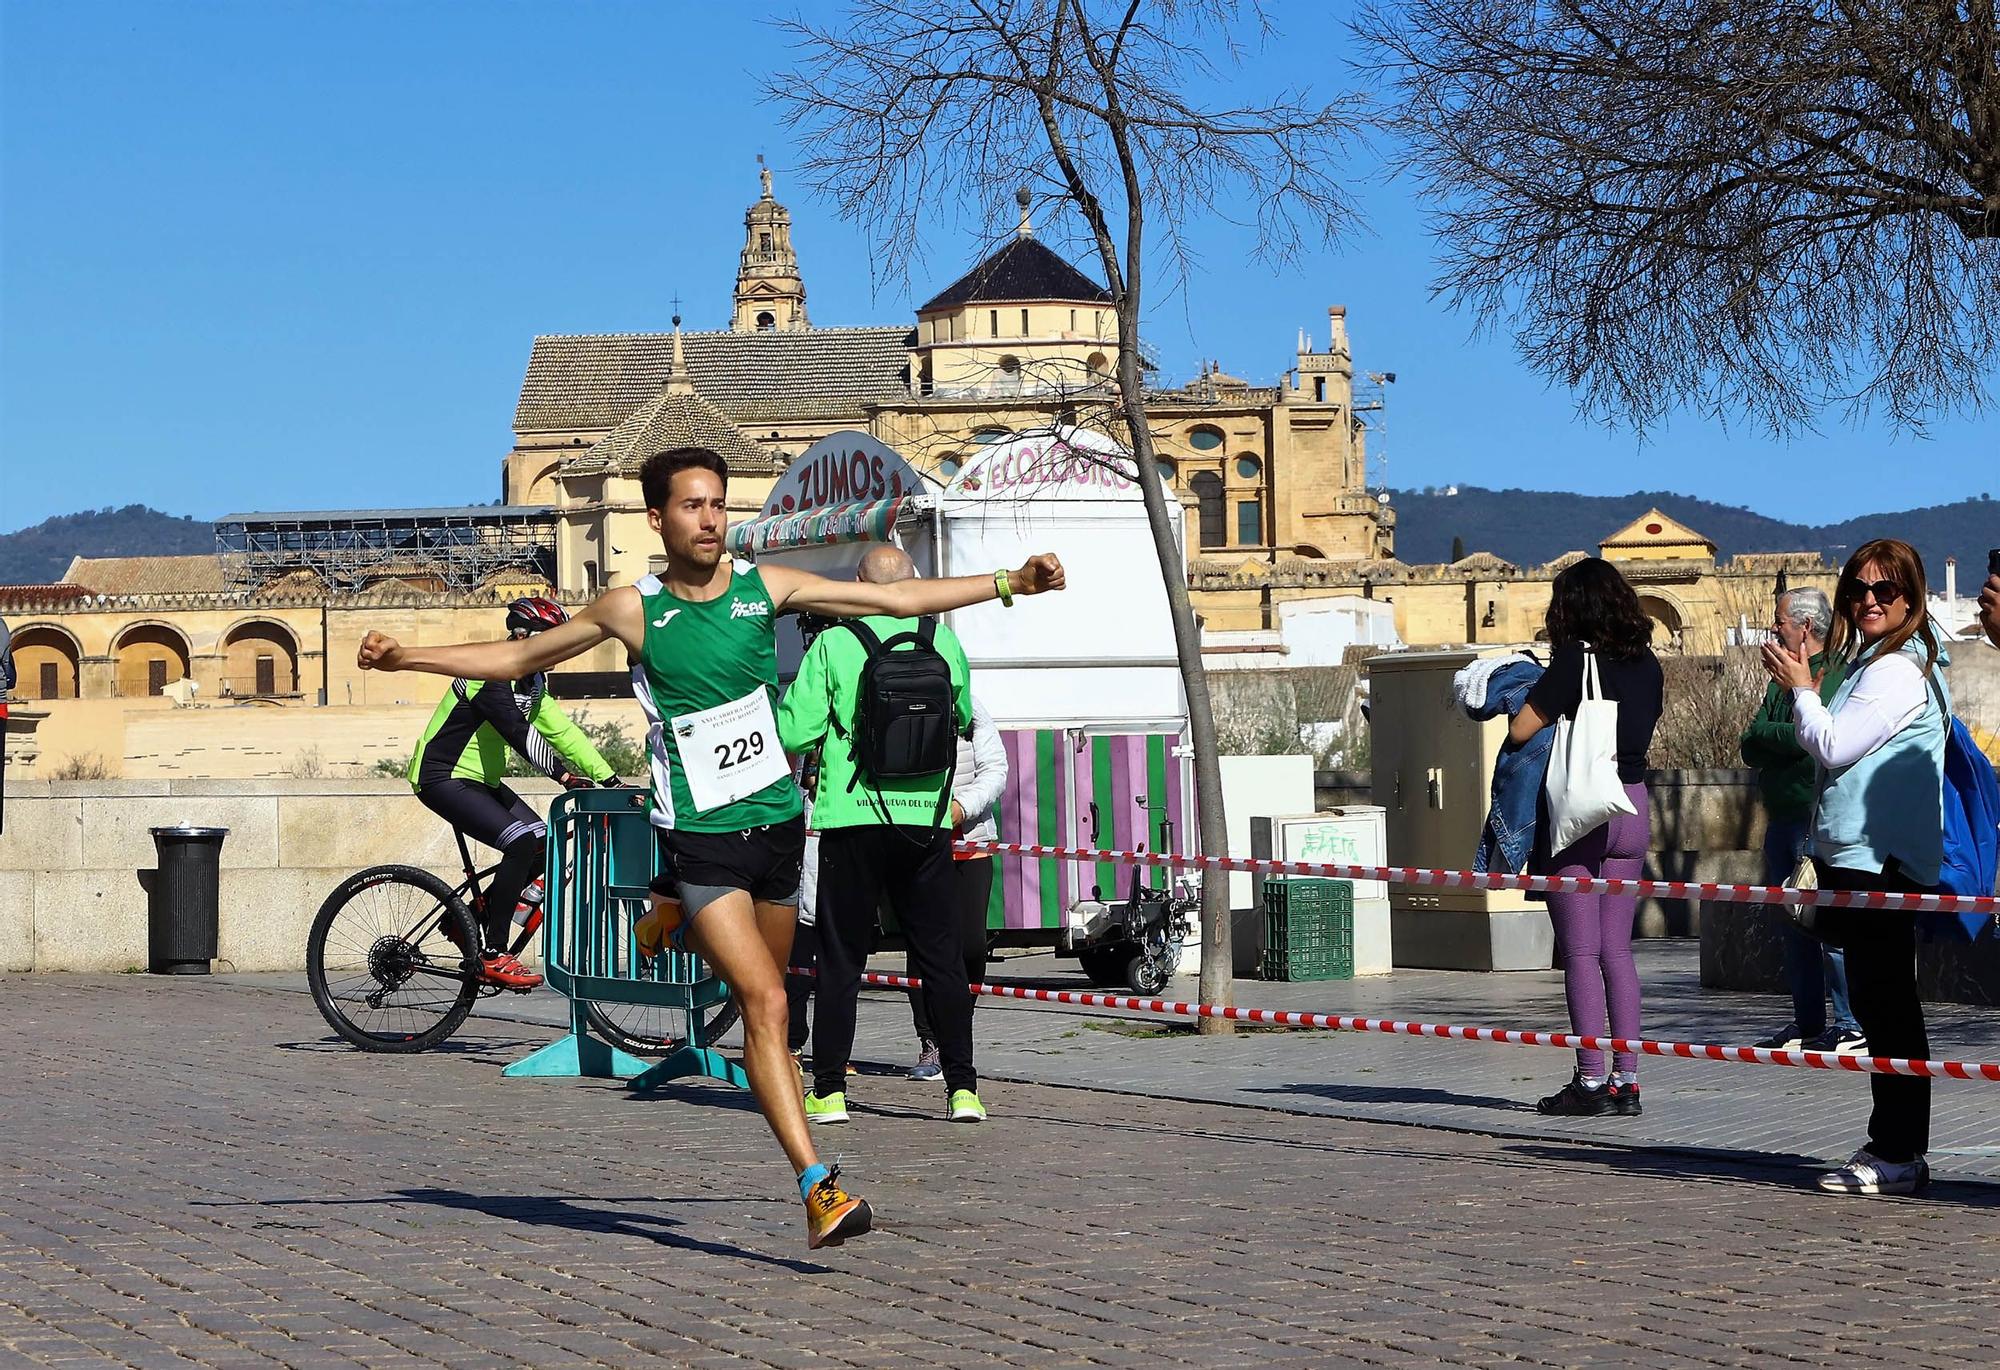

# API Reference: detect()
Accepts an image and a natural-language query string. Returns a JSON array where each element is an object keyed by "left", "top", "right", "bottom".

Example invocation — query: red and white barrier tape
[
  {"left": 955, "top": 839, "right": 2000, "bottom": 916},
  {"left": 822, "top": 968, "right": 2000, "bottom": 1081}
]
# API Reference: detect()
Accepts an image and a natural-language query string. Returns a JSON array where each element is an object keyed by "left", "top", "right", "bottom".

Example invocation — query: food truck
[{"left": 725, "top": 428, "right": 1197, "bottom": 982}]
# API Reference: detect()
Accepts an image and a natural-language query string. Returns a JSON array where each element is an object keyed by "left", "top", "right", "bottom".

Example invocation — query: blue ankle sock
[{"left": 797, "top": 1163, "right": 829, "bottom": 1201}]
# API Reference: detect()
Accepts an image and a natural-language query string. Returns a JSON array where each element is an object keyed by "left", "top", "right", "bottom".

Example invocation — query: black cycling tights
[{"left": 417, "top": 780, "right": 546, "bottom": 952}]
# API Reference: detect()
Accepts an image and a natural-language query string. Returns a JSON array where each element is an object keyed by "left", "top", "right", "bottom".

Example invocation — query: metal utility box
[
  {"left": 1364, "top": 647, "right": 1552, "bottom": 971},
  {"left": 1248, "top": 808, "right": 1392, "bottom": 975}
]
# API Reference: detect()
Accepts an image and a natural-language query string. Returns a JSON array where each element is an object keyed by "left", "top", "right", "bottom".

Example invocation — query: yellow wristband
[{"left": 994, "top": 569, "right": 1015, "bottom": 607}]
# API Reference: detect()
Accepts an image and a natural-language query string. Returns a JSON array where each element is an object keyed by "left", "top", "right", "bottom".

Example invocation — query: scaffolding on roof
[{"left": 213, "top": 507, "right": 559, "bottom": 594}]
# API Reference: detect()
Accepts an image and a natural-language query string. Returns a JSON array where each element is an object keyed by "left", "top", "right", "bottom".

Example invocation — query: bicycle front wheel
[
  {"left": 584, "top": 995, "right": 741, "bottom": 1057},
  {"left": 307, "top": 865, "right": 481, "bottom": 1052}
]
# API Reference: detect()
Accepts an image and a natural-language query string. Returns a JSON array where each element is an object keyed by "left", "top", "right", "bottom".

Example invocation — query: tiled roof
[
  {"left": 562, "top": 384, "right": 769, "bottom": 478},
  {"left": 515, "top": 326, "right": 915, "bottom": 433},
  {"left": 62, "top": 555, "right": 230, "bottom": 594},
  {"left": 918, "top": 237, "right": 1111, "bottom": 312},
  {"left": 0, "top": 583, "right": 91, "bottom": 609}
]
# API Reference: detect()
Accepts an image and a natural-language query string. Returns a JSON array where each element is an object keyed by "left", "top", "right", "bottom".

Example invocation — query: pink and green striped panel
[{"left": 983, "top": 729, "right": 1191, "bottom": 931}]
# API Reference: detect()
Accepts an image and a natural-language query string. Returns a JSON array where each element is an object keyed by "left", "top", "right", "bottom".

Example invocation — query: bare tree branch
[{"left": 1355, "top": 0, "right": 2000, "bottom": 435}]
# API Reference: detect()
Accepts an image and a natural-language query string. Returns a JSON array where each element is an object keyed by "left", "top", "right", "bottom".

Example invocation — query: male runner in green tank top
[{"left": 358, "top": 445, "right": 1065, "bottom": 1250}]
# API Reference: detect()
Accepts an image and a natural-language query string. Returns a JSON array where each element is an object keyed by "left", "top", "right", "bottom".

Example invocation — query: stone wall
[
  {"left": 1642, "top": 769, "right": 1767, "bottom": 938},
  {"left": 0, "top": 779, "right": 562, "bottom": 973},
  {"left": 21, "top": 695, "right": 652, "bottom": 781}
]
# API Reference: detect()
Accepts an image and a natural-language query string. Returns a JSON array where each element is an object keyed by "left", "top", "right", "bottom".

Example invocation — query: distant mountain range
[
  {"left": 1390, "top": 487, "right": 1997, "bottom": 591},
  {"left": 0, "top": 506, "right": 213, "bottom": 585},
  {"left": 2, "top": 492, "right": 1994, "bottom": 593}
]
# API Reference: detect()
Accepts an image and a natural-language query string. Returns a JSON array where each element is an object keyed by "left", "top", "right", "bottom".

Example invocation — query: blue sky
[{"left": 1, "top": 0, "right": 1988, "bottom": 533}]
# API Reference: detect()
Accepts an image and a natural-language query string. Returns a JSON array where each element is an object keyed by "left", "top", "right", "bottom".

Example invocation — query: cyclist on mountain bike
[{"left": 407, "top": 595, "right": 618, "bottom": 990}]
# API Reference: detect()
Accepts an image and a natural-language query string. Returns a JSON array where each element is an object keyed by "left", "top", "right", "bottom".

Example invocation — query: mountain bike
[{"left": 305, "top": 825, "right": 740, "bottom": 1054}]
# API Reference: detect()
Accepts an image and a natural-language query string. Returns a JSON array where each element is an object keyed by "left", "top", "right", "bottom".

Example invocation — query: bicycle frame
[
  {"left": 444, "top": 829, "right": 546, "bottom": 961},
  {"left": 354, "top": 834, "right": 510, "bottom": 1004}
]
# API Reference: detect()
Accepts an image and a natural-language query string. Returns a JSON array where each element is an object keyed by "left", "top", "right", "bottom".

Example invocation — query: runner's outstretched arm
[
  {"left": 356, "top": 589, "right": 644, "bottom": 678},
  {"left": 763, "top": 554, "right": 1064, "bottom": 619}
]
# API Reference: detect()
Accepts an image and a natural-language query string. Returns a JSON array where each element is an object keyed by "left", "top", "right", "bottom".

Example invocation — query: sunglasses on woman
[{"left": 1841, "top": 578, "right": 1903, "bottom": 606}]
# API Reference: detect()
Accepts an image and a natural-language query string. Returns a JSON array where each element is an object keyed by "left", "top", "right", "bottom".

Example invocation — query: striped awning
[{"left": 724, "top": 495, "right": 924, "bottom": 556}]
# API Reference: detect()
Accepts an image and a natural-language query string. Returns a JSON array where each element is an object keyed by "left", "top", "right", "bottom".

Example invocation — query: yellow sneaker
[
  {"left": 803, "top": 1091, "right": 849, "bottom": 1124},
  {"left": 804, "top": 1166, "right": 873, "bottom": 1249},
  {"left": 634, "top": 902, "right": 683, "bottom": 960}
]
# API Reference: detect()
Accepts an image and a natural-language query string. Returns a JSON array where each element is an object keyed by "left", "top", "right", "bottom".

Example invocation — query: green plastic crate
[
  {"left": 1263, "top": 877, "right": 1354, "bottom": 920},
  {"left": 1260, "top": 945, "right": 1353, "bottom": 982},
  {"left": 1261, "top": 878, "right": 1354, "bottom": 980}
]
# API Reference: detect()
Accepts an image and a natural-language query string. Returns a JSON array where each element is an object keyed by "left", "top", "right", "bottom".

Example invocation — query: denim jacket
[{"left": 1458, "top": 656, "right": 1552, "bottom": 874}]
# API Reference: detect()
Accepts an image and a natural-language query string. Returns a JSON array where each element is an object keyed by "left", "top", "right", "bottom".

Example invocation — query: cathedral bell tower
[{"left": 731, "top": 158, "right": 810, "bottom": 332}]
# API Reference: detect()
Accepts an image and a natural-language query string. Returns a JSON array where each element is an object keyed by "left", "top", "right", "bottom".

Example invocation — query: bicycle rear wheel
[
  {"left": 308, "top": 865, "right": 481, "bottom": 1052},
  {"left": 584, "top": 995, "right": 740, "bottom": 1057}
]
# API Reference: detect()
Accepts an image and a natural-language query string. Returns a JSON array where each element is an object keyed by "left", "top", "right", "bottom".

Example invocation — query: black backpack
[{"left": 835, "top": 617, "right": 958, "bottom": 825}]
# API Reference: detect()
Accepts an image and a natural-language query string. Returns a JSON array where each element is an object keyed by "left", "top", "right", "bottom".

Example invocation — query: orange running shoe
[
  {"left": 804, "top": 1166, "right": 872, "bottom": 1250},
  {"left": 634, "top": 902, "right": 684, "bottom": 960},
  {"left": 476, "top": 951, "right": 543, "bottom": 990}
]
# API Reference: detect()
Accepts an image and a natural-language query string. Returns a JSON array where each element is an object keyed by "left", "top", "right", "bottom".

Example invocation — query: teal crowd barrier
[{"left": 502, "top": 787, "right": 746, "bottom": 1091}]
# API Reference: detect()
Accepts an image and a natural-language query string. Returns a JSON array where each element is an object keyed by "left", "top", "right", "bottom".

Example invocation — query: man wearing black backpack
[{"left": 778, "top": 545, "right": 986, "bottom": 1124}]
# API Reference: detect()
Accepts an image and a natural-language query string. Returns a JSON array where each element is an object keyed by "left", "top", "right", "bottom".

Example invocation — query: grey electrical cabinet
[{"left": 1364, "top": 647, "right": 1553, "bottom": 971}]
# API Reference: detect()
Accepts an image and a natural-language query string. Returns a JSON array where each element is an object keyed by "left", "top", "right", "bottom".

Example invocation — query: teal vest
[{"left": 1812, "top": 637, "right": 1950, "bottom": 885}]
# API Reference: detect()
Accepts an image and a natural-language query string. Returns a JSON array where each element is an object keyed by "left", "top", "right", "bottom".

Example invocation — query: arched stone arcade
[
  {"left": 220, "top": 618, "right": 301, "bottom": 698},
  {"left": 6, "top": 624, "right": 83, "bottom": 700}
]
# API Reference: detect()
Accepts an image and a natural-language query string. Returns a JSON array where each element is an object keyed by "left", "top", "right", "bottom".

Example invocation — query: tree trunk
[
  {"left": 1032, "top": 75, "right": 1233, "bottom": 1031},
  {"left": 1110, "top": 327, "right": 1234, "bottom": 1031}
]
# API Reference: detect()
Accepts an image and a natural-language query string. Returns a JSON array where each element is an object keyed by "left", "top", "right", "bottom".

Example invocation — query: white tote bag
[{"left": 1542, "top": 647, "right": 1637, "bottom": 853}]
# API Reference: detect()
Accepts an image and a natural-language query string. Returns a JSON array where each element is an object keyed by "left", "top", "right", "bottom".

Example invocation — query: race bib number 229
[{"left": 672, "top": 688, "right": 790, "bottom": 814}]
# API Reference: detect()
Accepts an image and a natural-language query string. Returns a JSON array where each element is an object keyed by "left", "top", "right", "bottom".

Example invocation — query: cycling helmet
[{"left": 505, "top": 596, "right": 569, "bottom": 636}]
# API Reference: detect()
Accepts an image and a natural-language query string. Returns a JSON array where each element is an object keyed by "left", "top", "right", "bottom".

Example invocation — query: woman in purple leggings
[{"left": 1509, "top": 558, "right": 1664, "bottom": 1118}]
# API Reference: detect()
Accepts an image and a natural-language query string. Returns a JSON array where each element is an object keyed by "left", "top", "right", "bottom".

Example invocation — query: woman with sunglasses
[{"left": 1762, "top": 538, "right": 1951, "bottom": 1197}]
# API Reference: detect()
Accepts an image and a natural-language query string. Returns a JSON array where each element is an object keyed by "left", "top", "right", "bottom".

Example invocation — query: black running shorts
[{"left": 650, "top": 815, "right": 808, "bottom": 918}]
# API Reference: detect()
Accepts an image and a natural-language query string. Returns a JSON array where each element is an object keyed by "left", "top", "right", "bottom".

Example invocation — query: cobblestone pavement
[
  {"left": 4, "top": 977, "right": 2000, "bottom": 1368},
  {"left": 230, "top": 941, "right": 2000, "bottom": 1179}
]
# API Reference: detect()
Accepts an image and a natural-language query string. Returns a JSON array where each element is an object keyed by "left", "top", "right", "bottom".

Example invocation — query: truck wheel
[
  {"left": 1077, "top": 948, "right": 1127, "bottom": 987},
  {"left": 1126, "top": 950, "right": 1173, "bottom": 996}
]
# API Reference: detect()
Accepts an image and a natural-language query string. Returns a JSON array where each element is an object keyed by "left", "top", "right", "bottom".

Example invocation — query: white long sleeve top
[
  {"left": 1790, "top": 651, "right": 1927, "bottom": 771},
  {"left": 952, "top": 697, "right": 1009, "bottom": 844}
]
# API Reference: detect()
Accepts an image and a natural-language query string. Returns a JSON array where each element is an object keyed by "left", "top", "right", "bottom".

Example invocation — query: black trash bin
[{"left": 149, "top": 825, "right": 228, "bottom": 974}]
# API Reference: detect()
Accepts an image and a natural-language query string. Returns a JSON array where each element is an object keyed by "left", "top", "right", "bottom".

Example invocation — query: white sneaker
[{"left": 1816, "top": 1149, "right": 1928, "bottom": 1196}]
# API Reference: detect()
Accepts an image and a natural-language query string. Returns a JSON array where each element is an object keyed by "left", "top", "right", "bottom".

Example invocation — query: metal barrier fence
[{"left": 503, "top": 788, "right": 744, "bottom": 1090}]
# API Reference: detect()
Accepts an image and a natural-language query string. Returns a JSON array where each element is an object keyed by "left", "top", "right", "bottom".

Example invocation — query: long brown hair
[
  {"left": 1828, "top": 537, "right": 1939, "bottom": 674},
  {"left": 1543, "top": 557, "right": 1653, "bottom": 659}
]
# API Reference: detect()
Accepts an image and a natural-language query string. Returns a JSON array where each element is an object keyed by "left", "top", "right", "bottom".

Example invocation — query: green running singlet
[{"left": 630, "top": 564, "right": 804, "bottom": 833}]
